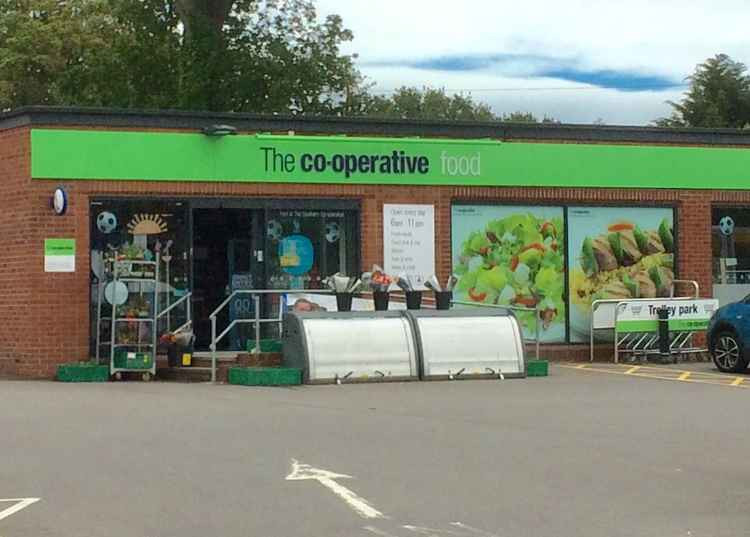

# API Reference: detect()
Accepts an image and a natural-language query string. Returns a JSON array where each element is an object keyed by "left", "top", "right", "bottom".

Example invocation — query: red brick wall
[
  {"left": 0, "top": 127, "right": 32, "bottom": 377},
  {"left": 5, "top": 125, "right": 749, "bottom": 377}
]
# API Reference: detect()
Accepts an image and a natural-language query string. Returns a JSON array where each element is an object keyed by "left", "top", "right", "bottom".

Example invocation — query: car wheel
[{"left": 712, "top": 331, "right": 749, "bottom": 373}]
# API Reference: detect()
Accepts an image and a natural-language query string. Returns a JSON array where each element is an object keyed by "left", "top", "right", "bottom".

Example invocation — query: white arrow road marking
[
  {"left": 402, "top": 524, "right": 464, "bottom": 535},
  {"left": 450, "top": 522, "right": 501, "bottom": 537},
  {"left": 365, "top": 523, "right": 500, "bottom": 537},
  {"left": 0, "top": 498, "right": 40, "bottom": 522},
  {"left": 286, "top": 459, "right": 385, "bottom": 519},
  {"left": 363, "top": 526, "right": 400, "bottom": 537}
]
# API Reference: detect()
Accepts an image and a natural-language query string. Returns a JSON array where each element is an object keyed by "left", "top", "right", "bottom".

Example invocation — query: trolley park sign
[
  {"left": 31, "top": 129, "right": 750, "bottom": 189},
  {"left": 613, "top": 299, "right": 719, "bottom": 333}
]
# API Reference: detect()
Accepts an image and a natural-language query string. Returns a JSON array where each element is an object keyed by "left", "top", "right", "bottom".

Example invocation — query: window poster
[
  {"left": 451, "top": 205, "right": 565, "bottom": 342},
  {"left": 567, "top": 206, "right": 675, "bottom": 342}
]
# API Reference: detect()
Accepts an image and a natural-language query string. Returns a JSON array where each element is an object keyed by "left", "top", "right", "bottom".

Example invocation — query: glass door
[{"left": 192, "top": 208, "right": 264, "bottom": 350}]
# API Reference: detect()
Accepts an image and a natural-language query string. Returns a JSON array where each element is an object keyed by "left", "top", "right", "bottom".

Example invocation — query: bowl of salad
[{"left": 453, "top": 212, "right": 565, "bottom": 341}]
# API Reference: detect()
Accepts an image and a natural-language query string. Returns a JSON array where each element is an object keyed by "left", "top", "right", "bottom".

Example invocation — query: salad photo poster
[
  {"left": 568, "top": 207, "right": 675, "bottom": 342},
  {"left": 451, "top": 205, "right": 565, "bottom": 342}
]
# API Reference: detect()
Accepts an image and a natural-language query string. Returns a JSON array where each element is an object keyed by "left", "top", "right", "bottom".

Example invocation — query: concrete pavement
[{"left": 1, "top": 365, "right": 748, "bottom": 536}]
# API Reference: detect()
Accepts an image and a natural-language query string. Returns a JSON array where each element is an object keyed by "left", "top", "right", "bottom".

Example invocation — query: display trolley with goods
[{"left": 108, "top": 255, "right": 159, "bottom": 381}]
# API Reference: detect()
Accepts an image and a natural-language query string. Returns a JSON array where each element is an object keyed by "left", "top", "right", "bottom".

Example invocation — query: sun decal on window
[{"left": 127, "top": 214, "right": 168, "bottom": 235}]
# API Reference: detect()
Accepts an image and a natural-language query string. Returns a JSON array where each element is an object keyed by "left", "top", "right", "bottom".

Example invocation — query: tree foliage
[
  {"left": 655, "top": 54, "right": 750, "bottom": 128},
  {"left": 343, "top": 86, "right": 495, "bottom": 121},
  {"left": 0, "top": 0, "right": 558, "bottom": 123},
  {"left": 0, "top": 0, "right": 360, "bottom": 113},
  {"left": 343, "top": 86, "right": 558, "bottom": 123},
  {"left": 501, "top": 111, "right": 559, "bottom": 123},
  {"left": 0, "top": 0, "right": 119, "bottom": 107}
]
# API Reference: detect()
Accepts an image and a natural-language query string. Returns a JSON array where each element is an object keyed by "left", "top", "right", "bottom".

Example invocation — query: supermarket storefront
[
  {"left": 88, "top": 197, "right": 360, "bottom": 352},
  {"left": 2, "top": 107, "right": 750, "bottom": 377}
]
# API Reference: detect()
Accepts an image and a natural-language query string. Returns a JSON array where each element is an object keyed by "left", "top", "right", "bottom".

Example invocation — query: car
[{"left": 708, "top": 295, "right": 750, "bottom": 373}]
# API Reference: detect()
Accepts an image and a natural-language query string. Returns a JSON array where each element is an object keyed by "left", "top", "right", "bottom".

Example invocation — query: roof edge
[{"left": 4, "top": 105, "right": 750, "bottom": 146}]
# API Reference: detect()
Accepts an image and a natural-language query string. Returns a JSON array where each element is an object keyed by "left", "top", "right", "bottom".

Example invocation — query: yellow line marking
[
  {"left": 558, "top": 364, "right": 749, "bottom": 390},
  {"left": 625, "top": 366, "right": 641, "bottom": 374},
  {"left": 576, "top": 364, "right": 587, "bottom": 369},
  {"left": 565, "top": 362, "right": 739, "bottom": 379},
  {"left": 678, "top": 372, "right": 691, "bottom": 381}
]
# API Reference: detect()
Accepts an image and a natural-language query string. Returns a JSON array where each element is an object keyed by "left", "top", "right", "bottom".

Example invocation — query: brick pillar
[
  {"left": 435, "top": 193, "right": 452, "bottom": 284},
  {"left": 360, "top": 194, "right": 381, "bottom": 272},
  {"left": 678, "top": 191, "right": 713, "bottom": 298}
]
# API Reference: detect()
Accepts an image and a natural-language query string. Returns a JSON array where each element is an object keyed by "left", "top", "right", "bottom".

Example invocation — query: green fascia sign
[{"left": 30, "top": 128, "right": 750, "bottom": 189}]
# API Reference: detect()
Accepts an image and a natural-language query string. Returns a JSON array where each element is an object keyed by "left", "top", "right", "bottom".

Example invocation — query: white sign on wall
[
  {"left": 44, "top": 238, "right": 75, "bottom": 273},
  {"left": 383, "top": 204, "right": 435, "bottom": 289}
]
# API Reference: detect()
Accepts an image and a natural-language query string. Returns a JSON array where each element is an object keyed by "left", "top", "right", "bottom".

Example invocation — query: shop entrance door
[{"left": 191, "top": 208, "right": 264, "bottom": 350}]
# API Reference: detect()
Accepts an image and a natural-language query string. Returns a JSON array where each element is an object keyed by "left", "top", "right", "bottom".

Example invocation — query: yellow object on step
[{"left": 182, "top": 353, "right": 192, "bottom": 367}]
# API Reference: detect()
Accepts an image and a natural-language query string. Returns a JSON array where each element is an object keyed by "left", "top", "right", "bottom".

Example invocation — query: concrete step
[
  {"left": 157, "top": 367, "right": 213, "bottom": 383},
  {"left": 156, "top": 352, "right": 282, "bottom": 383}
]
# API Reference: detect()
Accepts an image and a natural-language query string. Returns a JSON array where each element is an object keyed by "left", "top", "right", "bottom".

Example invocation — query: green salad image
[{"left": 454, "top": 213, "right": 565, "bottom": 334}]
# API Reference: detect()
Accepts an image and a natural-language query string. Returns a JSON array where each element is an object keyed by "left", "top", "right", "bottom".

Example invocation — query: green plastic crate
[
  {"left": 57, "top": 363, "right": 110, "bottom": 382},
  {"left": 228, "top": 367, "right": 301, "bottom": 386},
  {"left": 246, "top": 339, "right": 283, "bottom": 353},
  {"left": 526, "top": 360, "right": 549, "bottom": 377},
  {"left": 113, "top": 350, "right": 154, "bottom": 370}
]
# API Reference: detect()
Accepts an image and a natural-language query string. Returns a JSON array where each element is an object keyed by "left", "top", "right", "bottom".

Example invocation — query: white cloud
[{"left": 315, "top": 0, "right": 748, "bottom": 124}]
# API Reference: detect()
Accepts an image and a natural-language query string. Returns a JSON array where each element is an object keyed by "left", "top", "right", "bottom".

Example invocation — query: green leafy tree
[
  {"left": 0, "top": 1, "right": 554, "bottom": 121},
  {"left": 501, "top": 111, "right": 559, "bottom": 123},
  {"left": 0, "top": 0, "right": 122, "bottom": 108},
  {"left": 348, "top": 86, "right": 495, "bottom": 121},
  {"left": 0, "top": 0, "right": 361, "bottom": 113},
  {"left": 655, "top": 54, "right": 750, "bottom": 128},
  {"left": 169, "top": 0, "right": 360, "bottom": 113}
]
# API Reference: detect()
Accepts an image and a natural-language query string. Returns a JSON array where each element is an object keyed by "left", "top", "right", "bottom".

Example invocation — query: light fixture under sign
[
  {"left": 201, "top": 124, "right": 238, "bottom": 136},
  {"left": 51, "top": 187, "right": 68, "bottom": 215}
]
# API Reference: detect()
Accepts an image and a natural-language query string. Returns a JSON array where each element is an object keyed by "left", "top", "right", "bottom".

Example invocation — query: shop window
[
  {"left": 265, "top": 209, "right": 358, "bottom": 289},
  {"left": 451, "top": 204, "right": 566, "bottom": 343},
  {"left": 261, "top": 208, "right": 358, "bottom": 337},
  {"left": 451, "top": 204, "right": 677, "bottom": 344},
  {"left": 712, "top": 207, "right": 750, "bottom": 306},
  {"left": 567, "top": 206, "right": 675, "bottom": 342},
  {"left": 90, "top": 200, "right": 190, "bottom": 359}
]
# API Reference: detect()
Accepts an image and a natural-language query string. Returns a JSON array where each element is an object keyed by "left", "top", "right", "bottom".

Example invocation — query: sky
[{"left": 316, "top": 0, "right": 750, "bottom": 126}]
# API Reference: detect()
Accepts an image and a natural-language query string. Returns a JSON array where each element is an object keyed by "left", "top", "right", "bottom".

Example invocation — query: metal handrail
[
  {"left": 209, "top": 289, "right": 334, "bottom": 320},
  {"left": 156, "top": 292, "right": 192, "bottom": 319},
  {"left": 611, "top": 299, "right": 706, "bottom": 364},
  {"left": 590, "top": 295, "right": 697, "bottom": 362},
  {"left": 451, "top": 300, "right": 541, "bottom": 361},
  {"left": 589, "top": 279, "right": 702, "bottom": 362},
  {"left": 207, "top": 289, "right": 542, "bottom": 382},
  {"left": 209, "top": 289, "right": 334, "bottom": 382},
  {"left": 670, "top": 279, "right": 700, "bottom": 298}
]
